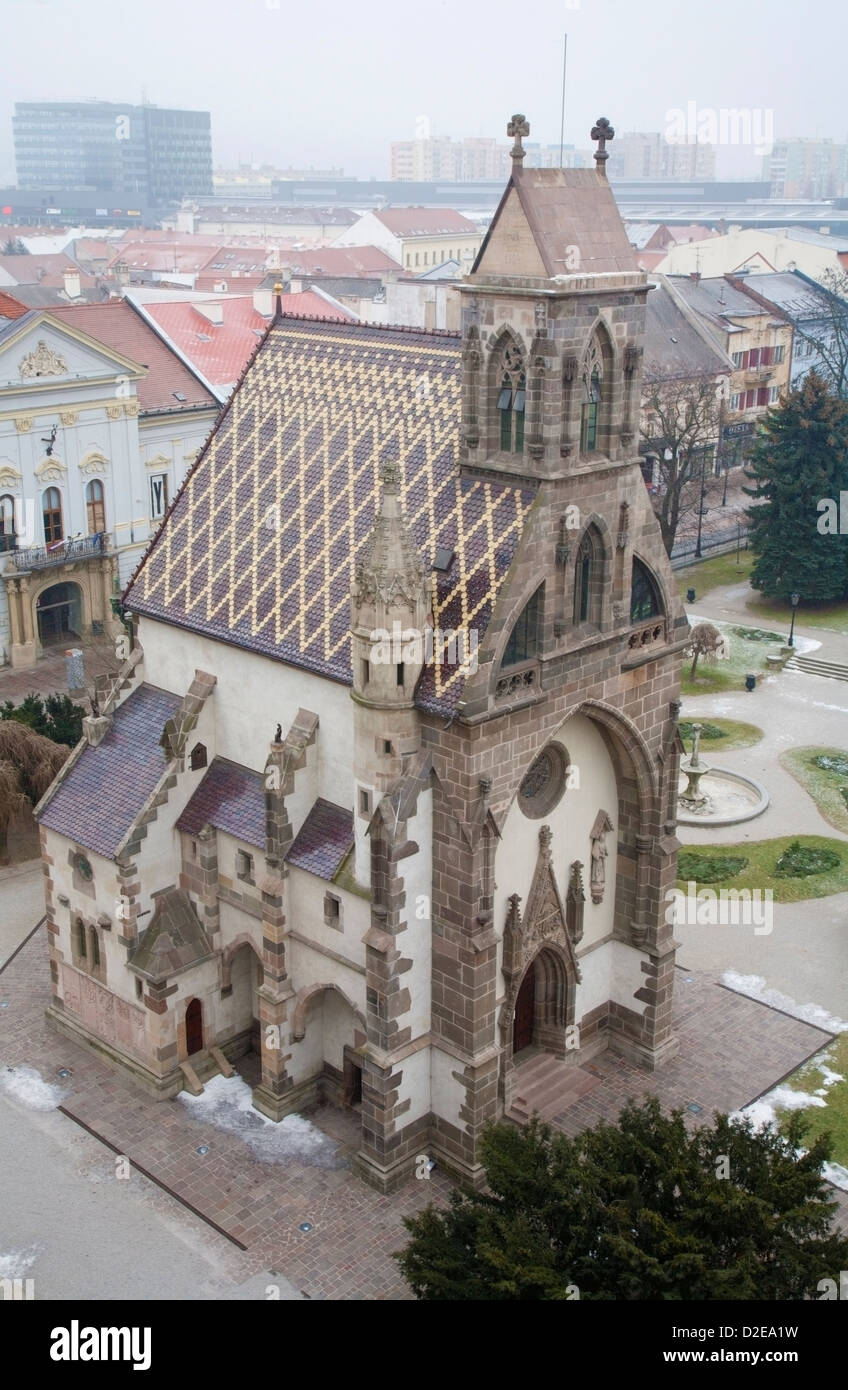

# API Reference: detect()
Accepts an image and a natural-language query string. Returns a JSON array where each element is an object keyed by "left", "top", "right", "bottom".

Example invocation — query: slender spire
[{"left": 353, "top": 460, "right": 428, "bottom": 612}]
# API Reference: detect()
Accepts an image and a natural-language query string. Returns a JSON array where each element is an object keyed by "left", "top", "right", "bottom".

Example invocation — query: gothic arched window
[
  {"left": 581, "top": 369, "right": 601, "bottom": 452},
  {"left": 496, "top": 342, "right": 526, "bottom": 454},
  {"left": 574, "top": 528, "right": 603, "bottom": 626},
  {"left": 630, "top": 557, "right": 663, "bottom": 622},
  {"left": 89, "top": 927, "right": 100, "bottom": 967},
  {"left": 76, "top": 917, "right": 86, "bottom": 960},
  {"left": 503, "top": 586, "right": 542, "bottom": 666}
]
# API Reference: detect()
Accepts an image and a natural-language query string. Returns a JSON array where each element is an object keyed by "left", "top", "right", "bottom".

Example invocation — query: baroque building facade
[
  {"left": 36, "top": 116, "right": 687, "bottom": 1192},
  {"left": 0, "top": 302, "right": 218, "bottom": 667}
]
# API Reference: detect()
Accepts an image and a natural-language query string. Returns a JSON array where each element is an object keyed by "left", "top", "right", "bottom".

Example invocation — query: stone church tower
[{"left": 358, "top": 114, "right": 689, "bottom": 1184}]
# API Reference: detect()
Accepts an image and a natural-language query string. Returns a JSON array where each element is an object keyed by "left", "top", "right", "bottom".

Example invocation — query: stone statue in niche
[
  {"left": 566, "top": 861, "right": 585, "bottom": 944},
  {"left": 589, "top": 809, "right": 614, "bottom": 905}
]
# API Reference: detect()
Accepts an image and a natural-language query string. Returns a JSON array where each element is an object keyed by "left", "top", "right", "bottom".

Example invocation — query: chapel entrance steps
[
  {"left": 506, "top": 1049, "right": 602, "bottom": 1125},
  {"left": 178, "top": 1046, "right": 235, "bottom": 1096}
]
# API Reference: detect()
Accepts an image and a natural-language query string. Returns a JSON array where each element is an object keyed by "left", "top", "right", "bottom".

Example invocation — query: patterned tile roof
[
  {"left": 37, "top": 684, "right": 182, "bottom": 859},
  {"left": 286, "top": 798, "right": 353, "bottom": 881},
  {"left": 124, "top": 315, "right": 536, "bottom": 715},
  {"left": 176, "top": 757, "right": 265, "bottom": 848}
]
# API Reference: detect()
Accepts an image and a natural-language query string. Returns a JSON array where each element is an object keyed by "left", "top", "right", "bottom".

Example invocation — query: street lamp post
[
  {"left": 788, "top": 591, "right": 800, "bottom": 647},
  {"left": 695, "top": 453, "right": 708, "bottom": 559}
]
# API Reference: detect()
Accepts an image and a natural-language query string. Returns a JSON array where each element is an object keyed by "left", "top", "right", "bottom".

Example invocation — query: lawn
[
  {"left": 779, "top": 1035, "right": 848, "bottom": 1171},
  {"left": 676, "top": 550, "right": 754, "bottom": 601},
  {"left": 678, "top": 717, "right": 763, "bottom": 752},
  {"left": 746, "top": 590, "right": 848, "bottom": 636},
  {"left": 681, "top": 618, "right": 788, "bottom": 696},
  {"left": 676, "top": 549, "right": 848, "bottom": 635},
  {"left": 676, "top": 835, "right": 848, "bottom": 903},
  {"left": 781, "top": 748, "right": 848, "bottom": 835}
]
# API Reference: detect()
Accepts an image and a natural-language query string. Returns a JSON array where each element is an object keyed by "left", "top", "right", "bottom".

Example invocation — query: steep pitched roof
[
  {"left": 472, "top": 168, "right": 639, "bottom": 279},
  {"left": 37, "top": 684, "right": 182, "bottom": 859},
  {"left": 287, "top": 798, "right": 354, "bottom": 880},
  {"left": 643, "top": 278, "right": 733, "bottom": 382},
  {"left": 124, "top": 314, "right": 535, "bottom": 715},
  {"left": 49, "top": 300, "right": 219, "bottom": 414},
  {"left": 176, "top": 757, "right": 265, "bottom": 848},
  {"left": 130, "top": 888, "right": 214, "bottom": 983}
]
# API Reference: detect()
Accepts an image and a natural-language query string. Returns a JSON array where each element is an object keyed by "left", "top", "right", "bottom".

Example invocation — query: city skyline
[{"left": 2, "top": 0, "right": 846, "bottom": 185}]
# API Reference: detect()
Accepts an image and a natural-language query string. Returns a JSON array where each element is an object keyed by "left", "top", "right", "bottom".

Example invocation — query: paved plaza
[{"left": 1, "top": 921, "right": 844, "bottom": 1301}]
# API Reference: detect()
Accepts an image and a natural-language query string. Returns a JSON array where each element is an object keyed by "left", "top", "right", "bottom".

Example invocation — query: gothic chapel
[{"left": 36, "top": 116, "right": 687, "bottom": 1191}]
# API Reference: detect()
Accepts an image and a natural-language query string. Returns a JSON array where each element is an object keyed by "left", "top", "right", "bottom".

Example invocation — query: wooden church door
[
  {"left": 185, "top": 998, "right": 204, "bottom": 1056},
  {"left": 513, "top": 967, "right": 536, "bottom": 1055}
]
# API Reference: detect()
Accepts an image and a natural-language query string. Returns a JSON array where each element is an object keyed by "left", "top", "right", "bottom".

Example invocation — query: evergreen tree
[
  {"left": 396, "top": 1099, "right": 848, "bottom": 1301},
  {"left": 744, "top": 371, "right": 848, "bottom": 601},
  {"left": 1, "top": 692, "right": 84, "bottom": 747}
]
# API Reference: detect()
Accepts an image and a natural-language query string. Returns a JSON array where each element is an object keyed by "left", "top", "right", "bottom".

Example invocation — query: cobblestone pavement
[
  {"left": 0, "top": 636, "right": 118, "bottom": 704},
  {"left": 1, "top": 926, "right": 845, "bottom": 1299}
]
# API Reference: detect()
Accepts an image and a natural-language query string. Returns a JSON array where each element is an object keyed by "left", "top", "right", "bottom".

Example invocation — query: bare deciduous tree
[
  {"left": 686, "top": 621, "right": 723, "bottom": 677},
  {"left": 787, "top": 268, "right": 848, "bottom": 400},
  {"left": 640, "top": 376, "right": 725, "bottom": 556},
  {"left": 0, "top": 721, "right": 68, "bottom": 860}
]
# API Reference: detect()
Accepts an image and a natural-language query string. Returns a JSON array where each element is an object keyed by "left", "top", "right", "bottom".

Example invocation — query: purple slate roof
[
  {"left": 176, "top": 757, "right": 265, "bottom": 849},
  {"left": 286, "top": 798, "right": 354, "bottom": 881},
  {"left": 38, "top": 684, "right": 181, "bottom": 860}
]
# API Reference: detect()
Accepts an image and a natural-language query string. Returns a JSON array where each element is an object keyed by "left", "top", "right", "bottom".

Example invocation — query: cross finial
[
  {"left": 507, "top": 113, "right": 530, "bottom": 165},
  {"left": 591, "top": 117, "right": 615, "bottom": 175}
]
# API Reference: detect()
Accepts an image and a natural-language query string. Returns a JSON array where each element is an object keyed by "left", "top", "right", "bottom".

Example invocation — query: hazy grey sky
[{"left": 2, "top": 0, "right": 846, "bottom": 184}]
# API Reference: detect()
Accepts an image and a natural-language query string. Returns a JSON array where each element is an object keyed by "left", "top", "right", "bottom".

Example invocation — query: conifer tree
[
  {"left": 397, "top": 1099, "right": 848, "bottom": 1300},
  {"left": 744, "top": 371, "right": 848, "bottom": 601}
]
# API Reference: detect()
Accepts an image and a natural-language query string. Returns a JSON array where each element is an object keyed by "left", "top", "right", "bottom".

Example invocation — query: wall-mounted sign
[{"left": 149, "top": 472, "right": 169, "bottom": 519}]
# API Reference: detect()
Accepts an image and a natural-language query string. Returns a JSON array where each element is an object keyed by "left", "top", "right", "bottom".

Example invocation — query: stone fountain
[
  {"left": 679, "top": 722, "right": 710, "bottom": 811},
  {"left": 676, "top": 722, "right": 770, "bottom": 827}
]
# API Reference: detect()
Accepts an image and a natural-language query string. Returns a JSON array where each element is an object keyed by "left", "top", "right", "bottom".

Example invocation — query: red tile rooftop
[
  {"left": 0, "top": 288, "right": 28, "bottom": 320},
  {"left": 50, "top": 300, "right": 218, "bottom": 413},
  {"left": 373, "top": 207, "right": 477, "bottom": 236},
  {"left": 143, "top": 291, "right": 352, "bottom": 388}
]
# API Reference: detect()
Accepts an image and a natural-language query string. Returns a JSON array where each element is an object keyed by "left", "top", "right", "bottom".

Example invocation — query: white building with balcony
[{"left": 0, "top": 301, "right": 219, "bottom": 668}]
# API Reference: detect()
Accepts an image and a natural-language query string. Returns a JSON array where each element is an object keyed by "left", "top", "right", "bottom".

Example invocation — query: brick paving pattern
[
  {"left": 0, "top": 637, "right": 118, "bottom": 704},
  {"left": 1, "top": 927, "right": 845, "bottom": 1298}
]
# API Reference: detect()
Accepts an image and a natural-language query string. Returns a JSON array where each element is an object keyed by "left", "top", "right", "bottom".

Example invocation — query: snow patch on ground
[
  {"left": 731, "top": 1037, "right": 848, "bottom": 1190},
  {"left": 821, "top": 1161, "right": 848, "bottom": 1191},
  {"left": 721, "top": 972, "right": 848, "bottom": 1033},
  {"left": 0, "top": 1064, "right": 65, "bottom": 1111},
  {"left": 736, "top": 1085, "right": 826, "bottom": 1131},
  {"left": 0, "top": 1244, "right": 40, "bottom": 1279},
  {"left": 178, "top": 1073, "right": 347, "bottom": 1169}
]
